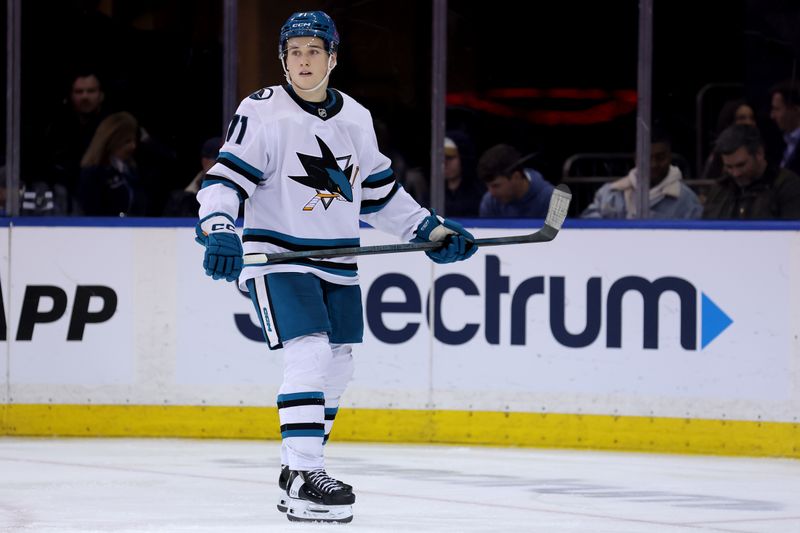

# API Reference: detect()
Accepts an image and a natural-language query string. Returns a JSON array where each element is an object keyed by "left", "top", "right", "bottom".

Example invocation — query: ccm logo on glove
[{"left": 211, "top": 222, "right": 236, "bottom": 232}]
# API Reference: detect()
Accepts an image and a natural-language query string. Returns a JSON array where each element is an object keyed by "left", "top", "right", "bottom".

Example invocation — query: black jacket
[
  {"left": 782, "top": 146, "right": 800, "bottom": 178},
  {"left": 703, "top": 165, "right": 800, "bottom": 220}
]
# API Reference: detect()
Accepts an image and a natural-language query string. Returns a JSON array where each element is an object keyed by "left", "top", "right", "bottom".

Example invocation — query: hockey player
[{"left": 194, "top": 11, "right": 477, "bottom": 523}]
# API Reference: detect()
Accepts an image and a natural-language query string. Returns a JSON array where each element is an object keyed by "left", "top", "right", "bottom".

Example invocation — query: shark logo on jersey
[{"left": 289, "top": 135, "right": 358, "bottom": 211}]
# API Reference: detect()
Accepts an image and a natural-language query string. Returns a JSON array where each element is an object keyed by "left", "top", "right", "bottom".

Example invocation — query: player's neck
[
  {"left": 293, "top": 82, "right": 329, "bottom": 103},
  {"left": 298, "top": 90, "right": 327, "bottom": 102}
]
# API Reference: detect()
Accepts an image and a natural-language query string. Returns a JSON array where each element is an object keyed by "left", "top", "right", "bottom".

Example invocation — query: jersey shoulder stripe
[{"left": 217, "top": 152, "right": 263, "bottom": 184}]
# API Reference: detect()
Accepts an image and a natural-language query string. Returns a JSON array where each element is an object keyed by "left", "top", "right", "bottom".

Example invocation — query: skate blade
[
  {"left": 286, "top": 499, "right": 353, "bottom": 523},
  {"left": 287, "top": 512, "right": 353, "bottom": 524},
  {"left": 277, "top": 495, "right": 288, "bottom": 513}
]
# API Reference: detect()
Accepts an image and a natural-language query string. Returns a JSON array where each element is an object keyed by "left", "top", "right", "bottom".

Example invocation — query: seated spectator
[
  {"left": 444, "top": 132, "right": 483, "bottom": 217},
  {"left": 701, "top": 98, "right": 757, "bottom": 180},
  {"left": 42, "top": 70, "right": 110, "bottom": 213},
  {"left": 163, "top": 137, "right": 222, "bottom": 216},
  {"left": 769, "top": 80, "right": 800, "bottom": 176},
  {"left": 477, "top": 144, "right": 553, "bottom": 218},
  {"left": 704, "top": 124, "right": 800, "bottom": 219},
  {"left": 582, "top": 132, "right": 702, "bottom": 219},
  {"left": 78, "top": 112, "right": 146, "bottom": 216}
]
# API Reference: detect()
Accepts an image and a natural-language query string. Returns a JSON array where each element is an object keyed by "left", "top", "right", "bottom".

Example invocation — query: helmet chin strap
[{"left": 282, "top": 55, "right": 336, "bottom": 95}]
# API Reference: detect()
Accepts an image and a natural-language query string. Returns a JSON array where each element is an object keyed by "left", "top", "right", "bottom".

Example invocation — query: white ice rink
[{"left": 0, "top": 438, "right": 798, "bottom": 533}]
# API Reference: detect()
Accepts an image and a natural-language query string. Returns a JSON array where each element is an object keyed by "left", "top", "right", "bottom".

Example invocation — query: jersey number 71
[{"left": 226, "top": 114, "right": 249, "bottom": 145}]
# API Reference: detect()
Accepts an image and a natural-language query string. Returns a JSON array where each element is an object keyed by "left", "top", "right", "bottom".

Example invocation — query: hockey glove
[
  {"left": 195, "top": 213, "right": 243, "bottom": 282},
  {"left": 412, "top": 210, "right": 478, "bottom": 264}
]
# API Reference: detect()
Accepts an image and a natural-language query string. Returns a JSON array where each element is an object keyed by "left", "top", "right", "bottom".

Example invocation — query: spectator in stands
[
  {"left": 702, "top": 98, "right": 757, "bottom": 180},
  {"left": 163, "top": 137, "right": 222, "bottom": 216},
  {"left": 444, "top": 132, "right": 483, "bottom": 217},
  {"left": 42, "top": 70, "right": 109, "bottom": 213},
  {"left": 477, "top": 144, "right": 553, "bottom": 217},
  {"left": 703, "top": 124, "right": 800, "bottom": 219},
  {"left": 582, "top": 132, "right": 702, "bottom": 219},
  {"left": 769, "top": 80, "right": 800, "bottom": 176},
  {"left": 77, "top": 112, "right": 146, "bottom": 216},
  {"left": 721, "top": 99, "right": 757, "bottom": 129}
]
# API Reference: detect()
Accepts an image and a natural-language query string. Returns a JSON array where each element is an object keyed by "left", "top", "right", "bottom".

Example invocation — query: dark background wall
[{"left": 7, "top": 0, "right": 800, "bottom": 214}]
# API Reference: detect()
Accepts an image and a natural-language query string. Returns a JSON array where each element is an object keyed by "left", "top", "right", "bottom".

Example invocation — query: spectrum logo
[{"left": 363, "top": 255, "right": 733, "bottom": 350}]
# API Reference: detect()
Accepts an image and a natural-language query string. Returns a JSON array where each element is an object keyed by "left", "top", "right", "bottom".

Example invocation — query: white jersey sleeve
[{"left": 197, "top": 96, "right": 269, "bottom": 221}]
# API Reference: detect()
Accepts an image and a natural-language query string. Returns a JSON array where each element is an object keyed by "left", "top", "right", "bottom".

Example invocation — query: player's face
[
  {"left": 285, "top": 37, "right": 334, "bottom": 90},
  {"left": 71, "top": 75, "right": 104, "bottom": 114}
]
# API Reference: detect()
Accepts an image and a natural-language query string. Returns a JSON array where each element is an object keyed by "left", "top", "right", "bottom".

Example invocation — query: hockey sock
[
  {"left": 277, "top": 390, "right": 325, "bottom": 470},
  {"left": 278, "top": 333, "right": 334, "bottom": 470}
]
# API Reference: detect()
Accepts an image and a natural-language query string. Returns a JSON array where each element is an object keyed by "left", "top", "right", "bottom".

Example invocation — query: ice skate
[
  {"left": 277, "top": 465, "right": 352, "bottom": 514},
  {"left": 284, "top": 469, "right": 355, "bottom": 523}
]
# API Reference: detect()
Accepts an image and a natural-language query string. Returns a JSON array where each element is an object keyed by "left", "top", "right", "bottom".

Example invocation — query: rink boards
[{"left": 0, "top": 220, "right": 798, "bottom": 457}]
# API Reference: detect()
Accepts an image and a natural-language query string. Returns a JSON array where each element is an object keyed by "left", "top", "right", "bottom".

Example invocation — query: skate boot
[
  {"left": 284, "top": 469, "right": 355, "bottom": 523},
  {"left": 277, "top": 465, "right": 352, "bottom": 514},
  {"left": 277, "top": 465, "right": 290, "bottom": 513}
]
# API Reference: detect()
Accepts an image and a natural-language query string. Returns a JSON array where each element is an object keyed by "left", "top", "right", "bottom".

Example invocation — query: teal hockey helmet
[{"left": 279, "top": 11, "right": 339, "bottom": 56}]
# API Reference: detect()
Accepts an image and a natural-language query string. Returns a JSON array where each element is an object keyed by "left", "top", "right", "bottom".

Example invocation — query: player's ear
[{"left": 330, "top": 53, "right": 337, "bottom": 70}]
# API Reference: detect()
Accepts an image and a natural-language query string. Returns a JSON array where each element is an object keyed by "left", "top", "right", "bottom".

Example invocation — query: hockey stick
[{"left": 243, "top": 184, "right": 571, "bottom": 265}]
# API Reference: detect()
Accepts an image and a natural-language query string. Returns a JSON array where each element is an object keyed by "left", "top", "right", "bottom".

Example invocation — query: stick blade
[{"left": 544, "top": 184, "right": 572, "bottom": 231}]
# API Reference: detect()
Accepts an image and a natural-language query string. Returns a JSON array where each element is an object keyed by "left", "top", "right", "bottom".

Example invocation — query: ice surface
[{"left": 0, "top": 438, "right": 798, "bottom": 532}]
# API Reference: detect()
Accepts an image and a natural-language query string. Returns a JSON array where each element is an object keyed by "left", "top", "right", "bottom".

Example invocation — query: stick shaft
[
  {"left": 242, "top": 225, "right": 558, "bottom": 265},
  {"left": 242, "top": 184, "right": 571, "bottom": 266}
]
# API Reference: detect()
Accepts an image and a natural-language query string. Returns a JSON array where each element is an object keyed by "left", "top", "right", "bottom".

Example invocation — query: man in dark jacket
[
  {"left": 769, "top": 81, "right": 800, "bottom": 177},
  {"left": 703, "top": 124, "right": 800, "bottom": 220}
]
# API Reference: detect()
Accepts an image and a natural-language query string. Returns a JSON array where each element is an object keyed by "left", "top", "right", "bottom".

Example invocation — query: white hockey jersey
[{"left": 197, "top": 85, "right": 429, "bottom": 287}]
